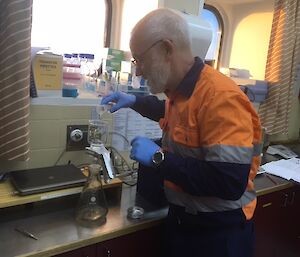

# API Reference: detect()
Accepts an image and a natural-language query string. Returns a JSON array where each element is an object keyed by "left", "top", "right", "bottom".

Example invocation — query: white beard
[{"left": 146, "top": 54, "right": 170, "bottom": 94}]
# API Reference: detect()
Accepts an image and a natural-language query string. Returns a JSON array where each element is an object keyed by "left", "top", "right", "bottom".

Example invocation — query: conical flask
[{"left": 75, "top": 164, "right": 108, "bottom": 227}]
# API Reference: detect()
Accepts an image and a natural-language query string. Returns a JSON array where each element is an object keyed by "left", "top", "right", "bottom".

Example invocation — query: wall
[
  {"left": 229, "top": 1, "right": 274, "bottom": 80},
  {"left": 270, "top": 97, "right": 300, "bottom": 143},
  {"left": 0, "top": 104, "right": 112, "bottom": 172},
  {"left": 158, "top": 0, "right": 204, "bottom": 15}
]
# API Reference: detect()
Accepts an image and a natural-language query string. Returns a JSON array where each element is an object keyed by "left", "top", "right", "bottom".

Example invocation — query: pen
[{"left": 15, "top": 228, "right": 38, "bottom": 240}]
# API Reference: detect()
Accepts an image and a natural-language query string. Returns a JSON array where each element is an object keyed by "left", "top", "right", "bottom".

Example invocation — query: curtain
[
  {"left": 0, "top": 0, "right": 32, "bottom": 161},
  {"left": 258, "top": 0, "right": 300, "bottom": 135}
]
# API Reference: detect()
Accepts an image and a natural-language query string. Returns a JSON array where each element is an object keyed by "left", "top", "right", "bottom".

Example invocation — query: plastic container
[
  {"left": 62, "top": 53, "right": 82, "bottom": 97},
  {"left": 79, "top": 53, "right": 99, "bottom": 95},
  {"left": 85, "top": 54, "right": 98, "bottom": 93}
]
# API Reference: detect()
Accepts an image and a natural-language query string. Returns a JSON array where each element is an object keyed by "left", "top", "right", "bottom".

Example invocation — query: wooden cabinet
[
  {"left": 254, "top": 185, "right": 300, "bottom": 257},
  {"left": 97, "top": 226, "right": 163, "bottom": 257},
  {"left": 55, "top": 225, "right": 163, "bottom": 257},
  {"left": 55, "top": 245, "right": 97, "bottom": 257}
]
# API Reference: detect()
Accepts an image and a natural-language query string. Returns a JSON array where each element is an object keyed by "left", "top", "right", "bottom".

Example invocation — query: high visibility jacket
[{"left": 132, "top": 57, "right": 262, "bottom": 225}]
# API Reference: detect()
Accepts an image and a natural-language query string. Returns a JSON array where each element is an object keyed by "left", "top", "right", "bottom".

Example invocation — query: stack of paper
[{"left": 260, "top": 158, "right": 300, "bottom": 183}]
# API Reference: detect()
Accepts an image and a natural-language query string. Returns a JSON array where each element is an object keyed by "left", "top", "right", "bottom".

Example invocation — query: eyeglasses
[{"left": 131, "top": 39, "right": 163, "bottom": 66}]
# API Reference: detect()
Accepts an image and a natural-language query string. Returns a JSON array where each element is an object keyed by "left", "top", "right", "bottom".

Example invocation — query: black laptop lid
[{"left": 10, "top": 164, "right": 86, "bottom": 195}]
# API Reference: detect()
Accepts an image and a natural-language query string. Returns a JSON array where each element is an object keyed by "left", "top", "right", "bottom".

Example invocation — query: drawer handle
[
  {"left": 288, "top": 191, "right": 296, "bottom": 205},
  {"left": 262, "top": 202, "right": 272, "bottom": 208},
  {"left": 282, "top": 193, "right": 288, "bottom": 207},
  {"left": 105, "top": 248, "right": 111, "bottom": 257}
]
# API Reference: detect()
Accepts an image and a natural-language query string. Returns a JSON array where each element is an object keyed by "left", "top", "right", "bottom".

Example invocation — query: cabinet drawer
[
  {"left": 254, "top": 185, "right": 300, "bottom": 257},
  {"left": 55, "top": 245, "right": 97, "bottom": 257}
]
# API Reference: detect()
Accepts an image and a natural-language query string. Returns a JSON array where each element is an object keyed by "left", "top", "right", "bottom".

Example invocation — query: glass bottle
[
  {"left": 88, "top": 120, "right": 108, "bottom": 146},
  {"left": 75, "top": 164, "right": 108, "bottom": 227}
]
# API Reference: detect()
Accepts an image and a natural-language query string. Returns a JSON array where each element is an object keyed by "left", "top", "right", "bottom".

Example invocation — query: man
[{"left": 102, "top": 8, "right": 262, "bottom": 257}]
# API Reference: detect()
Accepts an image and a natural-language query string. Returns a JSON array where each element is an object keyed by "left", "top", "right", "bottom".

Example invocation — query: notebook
[{"left": 9, "top": 164, "right": 87, "bottom": 196}]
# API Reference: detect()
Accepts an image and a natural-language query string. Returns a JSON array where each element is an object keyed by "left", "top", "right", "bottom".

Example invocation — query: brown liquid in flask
[{"left": 75, "top": 164, "right": 108, "bottom": 227}]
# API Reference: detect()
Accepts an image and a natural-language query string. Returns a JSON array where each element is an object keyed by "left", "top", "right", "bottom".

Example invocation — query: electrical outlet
[{"left": 66, "top": 125, "right": 89, "bottom": 151}]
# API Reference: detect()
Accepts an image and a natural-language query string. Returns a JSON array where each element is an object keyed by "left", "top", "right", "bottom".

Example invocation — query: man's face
[
  {"left": 145, "top": 51, "right": 171, "bottom": 94},
  {"left": 131, "top": 40, "right": 171, "bottom": 94}
]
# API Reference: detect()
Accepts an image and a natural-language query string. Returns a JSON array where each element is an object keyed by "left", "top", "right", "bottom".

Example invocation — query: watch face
[{"left": 153, "top": 150, "right": 164, "bottom": 165}]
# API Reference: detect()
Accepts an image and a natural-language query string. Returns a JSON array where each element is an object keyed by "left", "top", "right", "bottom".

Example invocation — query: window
[
  {"left": 120, "top": 0, "right": 158, "bottom": 51},
  {"left": 31, "top": 0, "right": 111, "bottom": 58},
  {"left": 201, "top": 5, "right": 223, "bottom": 69}
]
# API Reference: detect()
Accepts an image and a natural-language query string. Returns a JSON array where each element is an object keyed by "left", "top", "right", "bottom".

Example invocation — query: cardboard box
[{"left": 33, "top": 52, "right": 63, "bottom": 90}]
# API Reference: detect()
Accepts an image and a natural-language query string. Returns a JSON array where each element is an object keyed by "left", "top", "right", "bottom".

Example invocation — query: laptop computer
[{"left": 9, "top": 164, "right": 87, "bottom": 196}]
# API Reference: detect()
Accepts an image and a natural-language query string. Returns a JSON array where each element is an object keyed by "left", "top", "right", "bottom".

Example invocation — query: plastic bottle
[
  {"left": 75, "top": 164, "right": 108, "bottom": 227},
  {"left": 85, "top": 54, "right": 98, "bottom": 93},
  {"left": 79, "top": 54, "right": 99, "bottom": 95},
  {"left": 71, "top": 53, "right": 80, "bottom": 66},
  {"left": 78, "top": 53, "right": 86, "bottom": 76}
]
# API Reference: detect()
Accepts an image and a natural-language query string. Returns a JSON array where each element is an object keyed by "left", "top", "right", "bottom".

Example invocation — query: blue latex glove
[
  {"left": 100, "top": 91, "right": 136, "bottom": 113},
  {"left": 130, "top": 136, "right": 160, "bottom": 167}
]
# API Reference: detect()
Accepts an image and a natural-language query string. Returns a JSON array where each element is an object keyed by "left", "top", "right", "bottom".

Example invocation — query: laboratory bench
[{"left": 0, "top": 143, "right": 299, "bottom": 257}]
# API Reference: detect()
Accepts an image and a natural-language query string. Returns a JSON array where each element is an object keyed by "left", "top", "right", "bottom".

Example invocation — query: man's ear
[{"left": 162, "top": 39, "right": 174, "bottom": 60}]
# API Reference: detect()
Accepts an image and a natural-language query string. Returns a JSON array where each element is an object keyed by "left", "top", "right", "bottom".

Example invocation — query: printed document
[{"left": 261, "top": 158, "right": 300, "bottom": 183}]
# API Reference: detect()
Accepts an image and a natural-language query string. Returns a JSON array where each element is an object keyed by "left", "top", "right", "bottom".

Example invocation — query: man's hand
[
  {"left": 101, "top": 91, "right": 136, "bottom": 113},
  {"left": 130, "top": 136, "right": 160, "bottom": 167}
]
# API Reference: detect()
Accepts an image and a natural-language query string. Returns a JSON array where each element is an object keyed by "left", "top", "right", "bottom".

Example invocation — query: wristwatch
[{"left": 152, "top": 149, "right": 165, "bottom": 166}]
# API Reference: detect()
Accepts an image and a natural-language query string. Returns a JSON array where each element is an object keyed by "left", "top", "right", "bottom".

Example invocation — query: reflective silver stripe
[
  {"left": 164, "top": 187, "right": 256, "bottom": 214},
  {"left": 202, "top": 144, "right": 253, "bottom": 164},
  {"left": 162, "top": 134, "right": 253, "bottom": 164}
]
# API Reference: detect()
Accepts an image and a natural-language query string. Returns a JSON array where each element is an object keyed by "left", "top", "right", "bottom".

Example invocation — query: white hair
[{"left": 131, "top": 8, "right": 191, "bottom": 51}]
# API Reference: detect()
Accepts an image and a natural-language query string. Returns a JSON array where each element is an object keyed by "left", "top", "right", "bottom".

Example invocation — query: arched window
[
  {"left": 31, "top": 0, "right": 112, "bottom": 58},
  {"left": 201, "top": 5, "right": 223, "bottom": 69}
]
